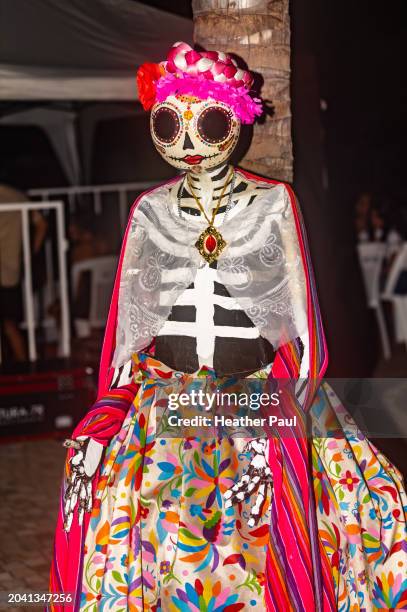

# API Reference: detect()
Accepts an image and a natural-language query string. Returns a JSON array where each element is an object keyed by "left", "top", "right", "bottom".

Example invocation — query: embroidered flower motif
[
  {"left": 140, "top": 505, "right": 150, "bottom": 519},
  {"left": 127, "top": 296, "right": 161, "bottom": 344},
  {"left": 339, "top": 470, "right": 360, "bottom": 492},
  {"left": 259, "top": 232, "right": 284, "bottom": 267},
  {"left": 157, "top": 452, "right": 183, "bottom": 481},
  {"left": 183, "top": 437, "right": 200, "bottom": 450},
  {"left": 171, "top": 578, "right": 245, "bottom": 611},
  {"left": 139, "top": 250, "right": 175, "bottom": 292},
  {"left": 246, "top": 289, "right": 293, "bottom": 326},
  {"left": 188, "top": 447, "right": 235, "bottom": 508},
  {"left": 357, "top": 569, "right": 367, "bottom": 586},
  {"left": 159, "top": 560, "right": 171, "bottom": 575},
  {"left": 158, "top": 509, "right": 180, "bottom": 535},
  {"left": 372, "top": 572, "right": 407, "bottom": 609},
  {"left": 218, "top": 256, "right": 252, "bottom": 290},
  {"left": 203, "top": 441, "right": 216, "bottom": 455}
]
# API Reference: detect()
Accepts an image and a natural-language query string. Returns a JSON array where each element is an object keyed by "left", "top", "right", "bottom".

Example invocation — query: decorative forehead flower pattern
[{"left": 136, "top": 41, "right": 262, "bottom": 124}]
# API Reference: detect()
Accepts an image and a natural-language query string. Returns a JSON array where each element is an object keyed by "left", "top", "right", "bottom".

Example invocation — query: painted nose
[{"left": 183, "top": 132, "right": 194, "bottom": 150}]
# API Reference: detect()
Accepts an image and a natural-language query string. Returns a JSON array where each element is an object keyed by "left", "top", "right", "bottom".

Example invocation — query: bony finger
[
  {"left": 68, "top": 497, "right": 76, "bottom": 516},
  {"left": 70, "top": 492, "right": 78, "bottom": 509},
  {"left": 68, "top": 469, "right": 76, "bottom": 486},
  {"left": 234, "top": 490, "right": 246, "bottom": 503},
  {"left": 246, "top": 481, "right": 257, "bottom": 494},
  {"left": 64, "top": 497, "right": 71, "bottom": 517},
  {"left": 84, "top": 439, "right": 104, "bottom": 478},
  {"left": 71, "top": 451, "right": 84, "bottom": 466},
  {"left": 85, "top": 482, "right": 93, "bottom": 513},
  {"left": 64, "top": 511, "right": 73, "bottom": 532}
]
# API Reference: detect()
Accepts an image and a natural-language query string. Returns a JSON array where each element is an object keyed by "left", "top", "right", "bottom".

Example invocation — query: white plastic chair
[
  {"left": 382, "top": 242, "right": 407, "bottom": 349},
  {"left": 357, "top": 242, "right": 391, "bottom": 359},
  {"left": 72, "top": 256, "right": 117, "bottom": 338}
]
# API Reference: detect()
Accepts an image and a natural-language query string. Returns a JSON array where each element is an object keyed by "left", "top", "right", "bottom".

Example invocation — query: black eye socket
[
  {"left": 152, "top": 107, "right": 180, "bottom": 144},
  {"left": 197, "top": 106, "right": 232, "bottom": 144}
]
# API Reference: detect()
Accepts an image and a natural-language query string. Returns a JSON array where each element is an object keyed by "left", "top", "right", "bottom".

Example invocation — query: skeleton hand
[
  {"left": 224, "top": 438, "right": 273, "bottom": 527},
  {"left": 62, "top": 436, "right": 104, "bottom": 532}
]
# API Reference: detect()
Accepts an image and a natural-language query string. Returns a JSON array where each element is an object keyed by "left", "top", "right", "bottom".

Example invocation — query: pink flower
[{"left": 156, "top": 75, "right": 262, "bottom": 124}]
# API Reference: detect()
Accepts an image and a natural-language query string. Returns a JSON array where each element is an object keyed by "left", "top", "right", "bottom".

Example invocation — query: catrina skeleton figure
[{"left": 50, "top": 42, "right": 407, "bottom": 612}]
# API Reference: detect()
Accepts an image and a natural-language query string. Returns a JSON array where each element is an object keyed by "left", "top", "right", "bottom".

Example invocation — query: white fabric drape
[{"left": 113, "top": 181, "right": 307, "bottom": 367}]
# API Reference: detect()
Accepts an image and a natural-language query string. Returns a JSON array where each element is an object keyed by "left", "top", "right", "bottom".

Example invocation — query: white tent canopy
[
  {"left": 0, "top": 0, "right": 192, "bottom": 183},
  {"left": 0, "top": 0, "right": 193, "bottom": 100}
]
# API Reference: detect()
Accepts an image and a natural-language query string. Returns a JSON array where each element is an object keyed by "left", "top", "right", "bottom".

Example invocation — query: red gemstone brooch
[
  {"left": 182, "top": 167, "right": 235, "bottom": 264},
  {"left": 195, "top": 225, "right": 227, "bottom": 264}
]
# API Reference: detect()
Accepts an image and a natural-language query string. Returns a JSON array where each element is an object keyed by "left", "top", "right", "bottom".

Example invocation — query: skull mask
[{"left": 150, "top": 94, "right": 241, "bottom": 172}]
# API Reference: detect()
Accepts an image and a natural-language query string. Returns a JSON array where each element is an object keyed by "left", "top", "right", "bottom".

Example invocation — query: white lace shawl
[{"left": 112, "top": 182, "right": 307, "bottom": 368}]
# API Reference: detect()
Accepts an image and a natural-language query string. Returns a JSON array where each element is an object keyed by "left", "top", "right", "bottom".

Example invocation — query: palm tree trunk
[{"left": 192, "top": 0, "right": 292, "bottom": 182}]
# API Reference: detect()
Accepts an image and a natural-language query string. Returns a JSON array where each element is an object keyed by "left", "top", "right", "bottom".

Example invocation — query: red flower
[
  {"left": 136, "top": 63, "right": 163, "bottom": 110},
  {"left": 339, "top": 470, "right": 359, "bottom": 492},
  {"left": 140, "top": 505, "right": 150, "bottom": 519}
]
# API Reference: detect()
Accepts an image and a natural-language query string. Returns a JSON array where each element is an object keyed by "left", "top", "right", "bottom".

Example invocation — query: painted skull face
[{"left": 150, "top": 94, "right": 241, "bottom": 171}]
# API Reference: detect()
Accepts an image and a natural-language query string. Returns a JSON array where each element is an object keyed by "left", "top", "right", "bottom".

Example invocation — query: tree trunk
[{"left": 192, "top": 0, "right": 292, "bottom": 182}]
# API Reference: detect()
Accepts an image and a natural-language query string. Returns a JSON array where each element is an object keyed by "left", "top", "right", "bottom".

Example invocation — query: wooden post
[{"left": 192, "top": 0, "right": 293, "bottom": 182}]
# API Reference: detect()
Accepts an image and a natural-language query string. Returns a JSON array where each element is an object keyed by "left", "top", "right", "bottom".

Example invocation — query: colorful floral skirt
[{"left": 79, "top": 357, "right": 407, "bottom": 611}]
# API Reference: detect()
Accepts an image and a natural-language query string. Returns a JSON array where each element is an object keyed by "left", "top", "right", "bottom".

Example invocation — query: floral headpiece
[{"left": 136, "top": 41, "right": 262, "bottom": 124}]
